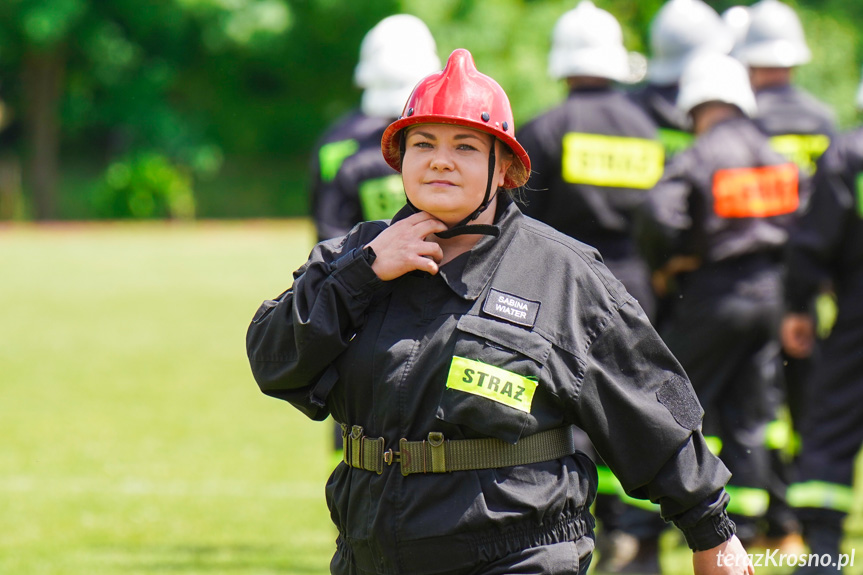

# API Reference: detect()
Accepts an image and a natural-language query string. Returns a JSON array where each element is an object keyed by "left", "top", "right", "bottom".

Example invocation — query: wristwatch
[{"left": 361, "top": 244, "right": 377, "bottom": 265}]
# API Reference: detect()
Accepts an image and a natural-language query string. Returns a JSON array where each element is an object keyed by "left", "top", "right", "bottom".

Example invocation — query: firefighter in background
[
  {"left": 308, "top": 14, "right": 440, "bottom": 460},
  {"left": 309, "top": 14, "right": 440, "bottom": 242},
  {"left": 629, "top": 0, "right": 734, "bottom": 161},
  {"left": 638, "top": 51, "right": 803, "bottom": 551},
  {"left": 734, "top": 0, "right": 836, "bottom": 549},
  {"left": 735, "top": 0, "right": 835, "bottom": 176},
  {"left": 517, "top": 3, "right": 666, "bottom": 571},
  {"left": 630, "top": 0, "right": 735, "bottom": 385},
  {"left": 781, "top": 68, "right": 863, "bottom": 575},
  {"left": 612, "top": 3, "right": 733, "bottom": 566},
  {"left": 520, "top": 0, "right": 662, "bottom": 323}
]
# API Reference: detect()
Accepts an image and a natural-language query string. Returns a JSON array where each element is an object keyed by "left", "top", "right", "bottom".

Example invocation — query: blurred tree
[{"left": 0, "top": 0, "right": 293, "bottom": 219}]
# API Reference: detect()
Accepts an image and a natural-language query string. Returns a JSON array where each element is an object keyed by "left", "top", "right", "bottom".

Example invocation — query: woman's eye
[
  {"left": 413, "top": 141, "right": 433, "bottom": 149},
  {"left": 457, "top": 144, "right": 478, "bottom": 152}
]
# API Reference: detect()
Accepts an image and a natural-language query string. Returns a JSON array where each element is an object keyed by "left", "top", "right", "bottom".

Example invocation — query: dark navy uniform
[
  {"left": 639, "top": 116, "right": 801, "bottom": 541},
  {"left": 519, "top": 87, "right": 664, "bottom": 322},
  {"left": 310, "top": 110, "right": 397, "bottom": 242},
  {"left": 247, "top": 196, "right": 736, "bottom": 575},
  {"left": 753, "top": 83, "right": 836, "bottom": 540},
  {"left": 755, "top": 85, "right": 836, "bottom": 176},
  {"left": 752, "top": 83, "right": 836, "bottom": 428},
  {"left": 786, "top": 128, "right": 863, "bottom": 560}
]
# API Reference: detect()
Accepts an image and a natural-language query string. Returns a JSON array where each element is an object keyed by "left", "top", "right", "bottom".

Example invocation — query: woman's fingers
[{"left": 367, "top": 212, "right": 448, "bottom": 280}]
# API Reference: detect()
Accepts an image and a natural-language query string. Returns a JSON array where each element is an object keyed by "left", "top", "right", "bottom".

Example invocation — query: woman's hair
[{"left": 495, "top": 142, "right": 527, "bottom": 205}]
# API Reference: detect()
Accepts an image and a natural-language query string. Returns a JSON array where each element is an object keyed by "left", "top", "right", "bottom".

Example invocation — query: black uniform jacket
[
  {"left": 628, "top": 83, "right": 694, "bottom": 159},
  {"left": 754, "top": 84, "right": 835, "bottom": 139},
  {"left": 310, "top": 110, "right": 394, "bottom": 241},
  {"left": 754, "top": 84, "right": 836, "bottom": 174},
  {"left": 629, "top": 83, "right": 688, "bottom": 132},
  {"left": 786, "top": 127, "right": 863, "bottom": 324},
  {"left": 247, "top": 197, "right": 734, "bottom": 574},
  {"left": 519, "top": 87, "right": 661, "bottom": 259},
  {"left": 639, "top": 117, "right": 801, "bottom": 272}
]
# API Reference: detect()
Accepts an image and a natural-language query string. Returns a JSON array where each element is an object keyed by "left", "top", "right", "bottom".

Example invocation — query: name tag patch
[
  {"left": 446, "top": 356, "right": 538, "bottom": 413},
  {"left": 482, "top": 289, "right": 540, "bottom": 328}
]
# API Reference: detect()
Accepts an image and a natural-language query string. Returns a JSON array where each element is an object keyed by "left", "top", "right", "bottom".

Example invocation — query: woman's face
[{"left": 401, "top": 124, "right": 510, "bottom": 227}]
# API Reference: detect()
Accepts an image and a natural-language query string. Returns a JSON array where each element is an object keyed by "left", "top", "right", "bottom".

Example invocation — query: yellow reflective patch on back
[
  {"left": 359, "top": 174, "right": 404, "bottom": 220},
  {"left": 561, "top": 133, "right": 664, "bottom": 189},
  {"left": 658, "top": 128, "right": 694, "bottom": 157},
  {"left": 319, "top": 139, "right": 359, "bottom": 182},
  {"left": 856, "top": 172, "right": 863, "bottom": 218},
  {"left": 446, "top": 356, "right": 538, "bottom": 413},
  {"left": 769, "top": 134, "right": 831, "bottom": 174}
]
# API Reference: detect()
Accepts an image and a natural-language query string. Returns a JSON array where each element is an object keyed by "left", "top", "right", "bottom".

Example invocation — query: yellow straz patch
[
  {"left": 446, "top": 356, "right": 538, "bottom": 413},
  {"left": 561, "top": 132, "right": 665, "bottom": 189}
]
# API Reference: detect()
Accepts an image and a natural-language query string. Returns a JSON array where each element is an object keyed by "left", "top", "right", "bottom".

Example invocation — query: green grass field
[
  {"left": 1, "top": 220, "right": 862, "bottom": 575},
  {"left": 1, "top": 220, "right": 334, "bottom": 574}
]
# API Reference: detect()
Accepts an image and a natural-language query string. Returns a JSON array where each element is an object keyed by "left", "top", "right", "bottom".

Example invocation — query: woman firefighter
[{"left": 246, "top": 48, "right": 753, "bottom": 575}]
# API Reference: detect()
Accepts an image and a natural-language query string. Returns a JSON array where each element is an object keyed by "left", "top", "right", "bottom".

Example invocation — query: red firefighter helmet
[{"left": 381, "top": 48, "right": 531, "bottom": 189}]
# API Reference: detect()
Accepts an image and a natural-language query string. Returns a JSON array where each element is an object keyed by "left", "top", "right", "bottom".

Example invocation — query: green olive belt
[{"left": 341, "top": 424, "right": 578, "bottom": 476}]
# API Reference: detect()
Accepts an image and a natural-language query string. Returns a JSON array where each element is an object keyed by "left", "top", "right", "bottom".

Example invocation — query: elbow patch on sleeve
[{"left": 656, "top": 375, "right": 703, "bottom": 431}]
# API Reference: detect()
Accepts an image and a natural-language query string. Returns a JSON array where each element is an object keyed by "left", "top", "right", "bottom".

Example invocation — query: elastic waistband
[
  {"left": 342, "top": 424, "right": 578, "bottom": 476},
  {"left": 338, "top": 509, "right": 595, "bottom": 575}
]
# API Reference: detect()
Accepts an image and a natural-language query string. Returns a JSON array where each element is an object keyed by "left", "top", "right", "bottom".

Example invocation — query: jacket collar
[{"left": 390, "top": 195, "right": 522, "bottom": 301}]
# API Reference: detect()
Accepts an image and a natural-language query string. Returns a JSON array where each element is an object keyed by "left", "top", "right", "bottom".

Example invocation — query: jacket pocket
[{"left": 436, "top": 314, "right": 552, "bottom": 444}]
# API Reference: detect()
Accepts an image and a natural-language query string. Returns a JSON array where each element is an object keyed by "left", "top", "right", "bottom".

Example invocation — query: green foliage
[
  {"left": 16, "top": 0, "right": 88, "bottom": 46},
  {"left": 795, "top": 3, "right": 863, "bottom": 128},
  {"left": 0, "top": 221, "right": 336, "bottom": 574},
  {"left": 92, "top": 152, "right": 196, "bottom": 219}
]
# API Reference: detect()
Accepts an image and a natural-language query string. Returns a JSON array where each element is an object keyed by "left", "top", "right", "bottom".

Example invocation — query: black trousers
[
  {"left": 795, "top": 316, "right": 863, "bottom": 494},
  {"left": 661, "top": 263, "right": 783, "bottom": 534}
]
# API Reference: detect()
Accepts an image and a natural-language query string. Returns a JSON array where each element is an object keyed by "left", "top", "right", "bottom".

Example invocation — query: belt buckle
[
  {"left": 383, "top": 449, "right": 399, "bottom": 466},
  {"left": 383, "top": 438, "right": 411, "bottom": 476}
]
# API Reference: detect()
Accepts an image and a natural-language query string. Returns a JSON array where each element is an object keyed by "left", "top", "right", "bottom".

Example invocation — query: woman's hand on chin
[{"left": 367, "top": 212, "right": 448, "bottom": 280}]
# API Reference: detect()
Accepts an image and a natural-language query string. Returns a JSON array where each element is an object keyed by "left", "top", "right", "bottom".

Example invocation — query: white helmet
[
  {"left": 648, "top": 0, "right": 734, "bottom": 85},
  {"left": 548, "top": 1, "right": 630, "bottom": 83},
  {"left": 677, "top": 50, "right": 757, "bottom": 117},
  {"left": 721, "top": 6, "right": 751, "bottom": 56},
  {"left": 354, "top": 14, "right": 441, "bottom": 119},
  {"left": 735, "top": 0, "right": 811, "bottom": 68}
]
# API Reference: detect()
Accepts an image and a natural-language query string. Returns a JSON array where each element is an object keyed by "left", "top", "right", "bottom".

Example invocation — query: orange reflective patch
[{"left": 712, "top": 163, "right": 799, "bottom": 218}]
